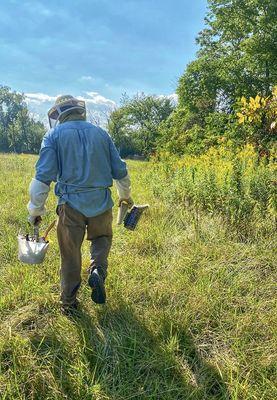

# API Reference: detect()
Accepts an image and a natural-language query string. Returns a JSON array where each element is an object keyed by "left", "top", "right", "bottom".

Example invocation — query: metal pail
[{"left": 17, "top": 235, "right": 49, "bottom": 265}]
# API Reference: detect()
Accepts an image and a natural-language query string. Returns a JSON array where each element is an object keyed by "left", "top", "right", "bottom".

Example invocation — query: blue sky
[{"left": 0, "top": 0, "right": 207, "bottom": 117}]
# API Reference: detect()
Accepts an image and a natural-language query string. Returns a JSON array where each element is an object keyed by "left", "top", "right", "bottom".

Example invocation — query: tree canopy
[
  {"left": 108, "top": 94, "right": 174, "bottom": 157},
  {"left": 0, "top": 86, "right": 45, "bottom": 154},
  {"left": 159, "top": 0, "right": 277, "bottom": 156},
  {"left": 179, "top": 0, "right": 277, "bottom": 112}
]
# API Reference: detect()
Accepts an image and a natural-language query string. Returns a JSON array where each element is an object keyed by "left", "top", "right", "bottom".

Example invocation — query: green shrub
[{"left": 149, "top": 145, "right": 276, "bottom": 238}]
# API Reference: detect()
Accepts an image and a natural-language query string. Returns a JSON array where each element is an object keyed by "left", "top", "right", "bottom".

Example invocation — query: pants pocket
[{"left": 56, "top": 205, "right": 64, "bottom": 216}]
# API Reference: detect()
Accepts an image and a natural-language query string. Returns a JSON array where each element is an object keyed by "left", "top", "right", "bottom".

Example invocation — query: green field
[{"left": 0, "top": 154, "right": 276, "bottom": 399}]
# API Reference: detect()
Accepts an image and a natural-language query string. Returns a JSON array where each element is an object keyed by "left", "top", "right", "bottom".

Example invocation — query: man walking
[{"left": 27, "top": 95, "right": 132, "bottom": 314}]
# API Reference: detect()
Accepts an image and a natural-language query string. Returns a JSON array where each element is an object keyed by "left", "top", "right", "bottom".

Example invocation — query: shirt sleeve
[
  {"left": 115, "top": 173, "right": 131, "bottom": 199},
  {"left": 108, "top": 135, "right": 128, "bottom": 180},
  {"left": 35, "top": 131, "right": 58, "bottom": 185}
]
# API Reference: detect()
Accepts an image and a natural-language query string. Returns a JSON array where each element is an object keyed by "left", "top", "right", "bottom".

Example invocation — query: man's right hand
[{"left": 118, "top": 197, "right": 134, "bottom": 208}]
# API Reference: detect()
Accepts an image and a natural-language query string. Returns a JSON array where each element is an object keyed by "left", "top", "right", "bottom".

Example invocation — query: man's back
[
  {"left": 35, "top": 120, "right": 128, "bottom": 217},
  {"left": 54, "top": 121, "right": 115, "bottom": 187}
]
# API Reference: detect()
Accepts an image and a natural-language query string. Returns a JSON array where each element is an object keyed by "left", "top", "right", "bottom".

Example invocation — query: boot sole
[{"left": 88, "top": 273, "right": 106, "bottom": 304}]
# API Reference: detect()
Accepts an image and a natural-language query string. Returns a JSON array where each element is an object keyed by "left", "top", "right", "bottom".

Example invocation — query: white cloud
[
  {"left": 167, "top": 93, "right": 178, "bottom": 103},
  {"left": 79, "top": 75, "right": 94, "bottom": 82},
  {"left": 84, "top": 91, "right": 116, "bottom": 107},
  {"left": 25, "top": 91, "right": 116, "bottom": 107},
  {"left": 157, "top": 93, "right": 178, "bottom": 104},
  {"left": 25, "top": 92, "right": 57, "bottom": 104}
]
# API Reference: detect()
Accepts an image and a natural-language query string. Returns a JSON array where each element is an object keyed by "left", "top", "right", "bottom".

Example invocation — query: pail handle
[{"left": 43, "top": 220, "right": 56, "bottom": 241}]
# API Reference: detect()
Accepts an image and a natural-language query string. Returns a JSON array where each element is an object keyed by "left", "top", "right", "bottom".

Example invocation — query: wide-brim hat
[{"left": 47, "top": 95, "right": 86, "bottom": 128}]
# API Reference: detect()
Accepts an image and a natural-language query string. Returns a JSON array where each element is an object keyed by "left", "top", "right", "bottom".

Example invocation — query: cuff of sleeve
[
  {"left": 27, "top": 202, "right": 47, "bottom": 217},
  {"left": 115, "top": 173, "right": 131, "bottom": 199},
  {"left": 27, "top": 178, "right": 50, "bottom": 217}
]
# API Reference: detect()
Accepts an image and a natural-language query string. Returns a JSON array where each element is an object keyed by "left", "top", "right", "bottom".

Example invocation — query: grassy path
[{"left": 0, "top": 154, "right": 276, "bottom": 399}]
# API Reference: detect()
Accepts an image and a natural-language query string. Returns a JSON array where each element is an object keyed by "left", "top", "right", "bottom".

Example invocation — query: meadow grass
[{"left": 0, "top": 153, "right": 276, "bottom": 399}]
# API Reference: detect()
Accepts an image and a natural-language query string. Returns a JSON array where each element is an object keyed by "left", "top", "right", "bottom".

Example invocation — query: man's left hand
[{"left": 28, "top": 216, "right": 42, "bottom": 226}]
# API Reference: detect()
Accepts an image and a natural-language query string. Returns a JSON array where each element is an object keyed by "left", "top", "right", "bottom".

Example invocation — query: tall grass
[
  {"left": 0, "top": 153, "right": 276, "bottom": 399},
  {"left": 150, "top": 145, "right": 276, "bottom": 239}
]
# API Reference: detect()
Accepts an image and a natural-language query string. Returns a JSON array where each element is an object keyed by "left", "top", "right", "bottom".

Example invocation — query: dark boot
[{"left": 88, "top": 269, "right": 106, "bottom": 304}]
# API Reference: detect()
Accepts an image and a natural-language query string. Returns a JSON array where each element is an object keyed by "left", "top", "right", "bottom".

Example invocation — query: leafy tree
[
  {"left": 107, "top": 107, "right": 139, "bottom": 157},
  {"left": 108, "top": 94, "right": 174, "bottom": 157},
  {"left": 0, "top": 86, "right": 45, "bottom": 153},
  {"left": 180, "top": 0, "right": 277, "bottom": 112},
  {"left": 195, "top": 0, "right": 277, "bottom": 103},
  {"left": 161, "top": 0, "right": 277, "bottom": 156}
]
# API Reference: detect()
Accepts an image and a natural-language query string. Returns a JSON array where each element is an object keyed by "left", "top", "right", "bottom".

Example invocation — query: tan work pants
[{"left": 57, "top": 204, "right": 113, "bottom": 306}]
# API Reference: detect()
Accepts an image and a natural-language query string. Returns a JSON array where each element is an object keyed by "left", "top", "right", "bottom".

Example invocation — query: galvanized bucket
[
  {"left": 18, "top": 220, "right": 55, "bottom": 265},
  {"left": 18, "top": 235, "right": 49, "bottom": 264}
]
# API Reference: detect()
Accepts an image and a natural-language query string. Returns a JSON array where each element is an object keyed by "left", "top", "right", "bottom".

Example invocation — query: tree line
[{"left": 0, "top": 86, "right": 45, "bottom": 154}]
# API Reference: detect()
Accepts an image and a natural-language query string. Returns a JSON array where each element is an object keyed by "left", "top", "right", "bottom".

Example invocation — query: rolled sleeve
[{"left": 115, "top": 173, "right": 131, "bottom": 199}]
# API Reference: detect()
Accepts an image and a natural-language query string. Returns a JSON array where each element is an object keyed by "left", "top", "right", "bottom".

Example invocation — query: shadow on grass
[
  {"left": 68, "top": 300, "right": 230, "bottom": 400},
  {"left": 28, "top": 299, "right": 230, "bottom": 399}
]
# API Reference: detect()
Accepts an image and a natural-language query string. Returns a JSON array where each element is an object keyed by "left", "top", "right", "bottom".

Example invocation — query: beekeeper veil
[{"left": 47, "top": 95, "right": 86, "bottom": 128}]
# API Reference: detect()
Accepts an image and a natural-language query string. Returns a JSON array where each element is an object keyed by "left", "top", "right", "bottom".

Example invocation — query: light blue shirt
[{"left": 35, "top": 120, "right": 127, "bottom": 217}]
